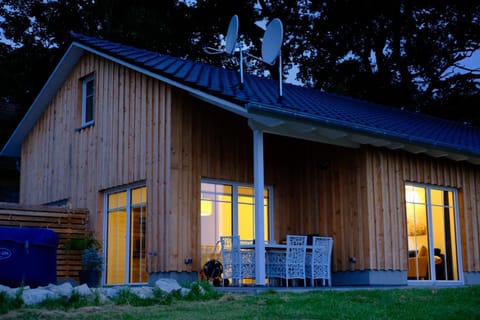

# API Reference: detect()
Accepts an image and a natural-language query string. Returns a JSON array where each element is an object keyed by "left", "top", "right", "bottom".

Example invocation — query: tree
[
  {"left": 1, "top": 0, "right": 479, "bottom": 131},
  {"left": 287, "top": 0, "right": 480, "bottom": 123}
]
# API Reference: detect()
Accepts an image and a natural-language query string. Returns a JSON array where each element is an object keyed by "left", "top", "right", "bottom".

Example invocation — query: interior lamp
[{"left": 201, "top": 200, "right": 213, "bottom": 216}]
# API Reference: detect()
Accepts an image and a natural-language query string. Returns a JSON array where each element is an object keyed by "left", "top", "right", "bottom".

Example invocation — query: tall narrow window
[
  {"left": 82, "top": 75, "right": 95, "bottom": 126},
  {"left": 105, "top": 185, "right": 147, "bottom": 285},
  {"left": 405, "top": 184, "right": 461, "bottom": 282}
]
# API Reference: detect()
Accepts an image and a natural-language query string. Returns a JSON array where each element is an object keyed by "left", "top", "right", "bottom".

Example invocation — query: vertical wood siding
[
  {"left": 20, "top": 53, "right": 480, "bottom": 275},
  {"left": 363, "top": 147, "right": 480, "bottom": 273},
  {"left": 169, "top": 93, "right": 253, "bottom": 271}
]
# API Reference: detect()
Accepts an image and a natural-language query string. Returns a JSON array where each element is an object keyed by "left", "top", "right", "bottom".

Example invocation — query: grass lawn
[{"left": 1, "top": 285, "right": 479, "bottom": 319}]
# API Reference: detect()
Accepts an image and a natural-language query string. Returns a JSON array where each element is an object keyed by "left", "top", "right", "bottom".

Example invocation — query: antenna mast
[
  {"left": 203, "top": 15, "right": 284, "bottom": 100},
  {"left": 245, "top": 18, "right": 284, "bottom": 100}
]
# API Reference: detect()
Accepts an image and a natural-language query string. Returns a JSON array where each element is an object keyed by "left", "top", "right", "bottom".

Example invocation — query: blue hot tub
[{"left": 0, "top": 226, "right": 58, "bottom": 288}]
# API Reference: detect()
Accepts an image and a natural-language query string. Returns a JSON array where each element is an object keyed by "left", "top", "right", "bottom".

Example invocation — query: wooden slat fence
[{"left": 0, "top": 202, "right": 90, "bottom": 283}]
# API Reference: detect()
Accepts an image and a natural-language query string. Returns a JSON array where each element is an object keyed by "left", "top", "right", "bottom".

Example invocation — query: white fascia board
[{"left": 1, "top": 44, "right": 85, "bottom": 157}]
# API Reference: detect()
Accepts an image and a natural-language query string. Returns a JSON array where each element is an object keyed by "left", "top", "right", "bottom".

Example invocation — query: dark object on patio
[
  {"left": 203, "top": 259, "right": 224, "bottom": 286},
  {"left": 0, "top": 226, "right": 58, "bottom": 288}
]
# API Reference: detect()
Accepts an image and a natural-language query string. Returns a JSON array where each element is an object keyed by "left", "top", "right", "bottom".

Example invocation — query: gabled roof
[{"left": 2, "top": 32, "right": 480, "bottom": 165}]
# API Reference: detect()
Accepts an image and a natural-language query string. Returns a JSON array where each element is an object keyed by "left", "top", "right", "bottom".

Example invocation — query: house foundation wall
[
  {"left": 332, "top": 270, "right": 408, "bottom": 286},
  {"left": 463, "top": 272, "right": 480, "bottom": 285}
]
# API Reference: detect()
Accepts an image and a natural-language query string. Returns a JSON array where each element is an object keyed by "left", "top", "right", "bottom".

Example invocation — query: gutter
[{"left": 246, "top": 102, "right": 480, "bottom": 163}]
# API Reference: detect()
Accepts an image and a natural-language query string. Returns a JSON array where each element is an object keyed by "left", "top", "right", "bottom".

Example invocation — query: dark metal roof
[{"left": 71, "top": 33, "right": 480, "bottom": 158}]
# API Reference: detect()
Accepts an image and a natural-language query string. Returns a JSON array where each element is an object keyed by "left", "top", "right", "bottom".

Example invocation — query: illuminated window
[
  {"left": 105, "top": 185, "right": 147, "bottom": 285},
  {"left": 405, "top": 184, "right": 460, "bottom": 282},
  {"left": 200, "top": 180, "right": 272, "bottom": 266}
]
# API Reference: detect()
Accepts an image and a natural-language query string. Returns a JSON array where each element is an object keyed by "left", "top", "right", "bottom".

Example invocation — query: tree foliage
[
  {"left": 0, "top": 0, "right": 479, "bottom": 131},
  {"left": 289, "top": 0, "right": 480, "bottom": 123}
]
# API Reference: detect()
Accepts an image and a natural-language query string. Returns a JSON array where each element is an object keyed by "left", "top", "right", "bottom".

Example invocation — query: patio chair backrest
[
  {"left": 220, "top": 235, "right": 242, "bottom": 285},
  {"left": 307, "top": 236, "right": 333, "bottom": 286},
  {"left": 286, "top": 235, "right": 307, "bottom": 280},
  {"left": 311, "top": 237, "right": 333, "bottom": 276}
]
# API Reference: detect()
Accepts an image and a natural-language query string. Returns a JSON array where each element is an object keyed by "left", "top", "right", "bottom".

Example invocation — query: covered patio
[{"left": 197, "top": 103, "right": 380, "bottom": 287}]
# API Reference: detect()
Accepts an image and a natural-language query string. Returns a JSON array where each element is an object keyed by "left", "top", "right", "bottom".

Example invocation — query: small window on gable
[{"left": 82, "top": 75, "right": 95, "bottom": 126}]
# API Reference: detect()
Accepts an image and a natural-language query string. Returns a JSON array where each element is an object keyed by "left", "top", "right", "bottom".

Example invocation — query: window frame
[
  {"left": 103, "top": 183, "right": 147, "bottom": 285},
  {"left": 200, "top": 178, "right": 274, "bottom": 243},
  {"left": 405, "top": 182, "right": 463, "bottom": 284},
  {"left": 81, "top": 74, "right": 95, "bottom": 127}
]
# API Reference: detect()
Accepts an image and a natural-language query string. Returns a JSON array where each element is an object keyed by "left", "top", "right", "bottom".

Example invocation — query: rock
[
  {"left": 46, "top": 282, "right": 74, "bottom": 298},
  {"left": 130, "top": 286, "right": 155, "bottom": 299},
  {"left": 22, "top": 287, "right": 60, "bottom": 305},
  {"left": 1, "top": 279, "right": 198, "bottom": 305},
  {"left": 57, "top": 278, "right": 78, "bottom": 287},
  {"left": 99, "top": 286, "right": 122, "bottom": 299},
  {"left": 73, "top": 283, "right": 92, "bottom": 297},
  {"left": 0, "top": 284, "right": 18, "bottom": 299},
  {"left": 155, "top": 278, "right": 182, "bottom": 294}
]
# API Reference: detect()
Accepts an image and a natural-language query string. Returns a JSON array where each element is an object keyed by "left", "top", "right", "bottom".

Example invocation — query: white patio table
[{"left": 239, "top": 242, "right": 314, "bottom": 286}]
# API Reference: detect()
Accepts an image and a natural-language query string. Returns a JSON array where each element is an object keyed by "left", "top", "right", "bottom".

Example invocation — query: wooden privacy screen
[{"left": 0, "top": 203, "right": 90, "bottom": 283}]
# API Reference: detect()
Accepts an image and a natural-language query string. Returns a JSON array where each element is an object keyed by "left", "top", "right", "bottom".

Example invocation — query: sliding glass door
[{"left": 405, "top": 184, "right": 461, "bottom": 282}]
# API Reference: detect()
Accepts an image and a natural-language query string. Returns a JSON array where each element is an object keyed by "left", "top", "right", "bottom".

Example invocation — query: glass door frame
[
  {"left": 102, "top": 182, "right": 147, "bottom": 285},
  {"left": 200, "top": 178, "right": 274, "bottom": 244},
  {"left": 406, "top": 183, "right": 464, "bottom": 285}
]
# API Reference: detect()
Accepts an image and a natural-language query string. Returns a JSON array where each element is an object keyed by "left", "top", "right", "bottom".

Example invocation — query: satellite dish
[
  {"left": 204, "top": 15, "right": 239, "bottom": 55},
  {"left": 244, "top": 18, "right": 284, "bottom": 99},
  {"left": 224, "top": 15, "right": 239, "bottom": 55},
  {"left": 201, "top": 15, "right": 284, "bottom": 99},
  {"left": 261, "top": 18, "right": 283, "bottom": 65}
]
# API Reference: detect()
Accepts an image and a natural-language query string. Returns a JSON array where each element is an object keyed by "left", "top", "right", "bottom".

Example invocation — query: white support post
[{"left": 253, "top": 127, "right": 266, "bottom": 285}]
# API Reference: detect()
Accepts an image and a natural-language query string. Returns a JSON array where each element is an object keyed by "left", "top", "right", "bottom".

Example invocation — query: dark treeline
[{"left": 1, "top": 0, "right": 479, "bottom": 147}]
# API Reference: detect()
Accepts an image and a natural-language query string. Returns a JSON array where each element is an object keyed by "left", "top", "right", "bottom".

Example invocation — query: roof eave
[
  {"left": 0, "top": 44, "right": 85, "bottom": 157},
  {"left": 247, "top": 102, "right": 480, "bottom": 165}
]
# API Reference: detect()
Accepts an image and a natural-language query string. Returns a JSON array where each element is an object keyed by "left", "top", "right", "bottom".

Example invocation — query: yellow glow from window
[
  {"left": 218, "top": 202, "right": 232, "bottom": 236},
  {"left": 238, "top": 203, "right": 254, "bottom": 240},
  {"left": 200, "top": 182, "right": 270, "bottom": 248},
  {"left": 107, "top": 187, "right": 147, "bottom": 285},
  {"left": 107, "top": 210, "right": 126, "bottom": 284},
  {"left": 130, "top": 205, "right": 147, "bottom": 283},
  {"left": 405, "top": 186, "right": 425, "bottom": 203},
  {"left": 201, "top": 200, "right": 213, "bottom": 216},
  {"left": 108, "top": 191, "right": 127, "bottom": 210},
  {"left": 264, "top": 205, "right": 269, "bottom": 240},
  {"left": 132, "top": 186, "right": 146, "bottom": 204}
]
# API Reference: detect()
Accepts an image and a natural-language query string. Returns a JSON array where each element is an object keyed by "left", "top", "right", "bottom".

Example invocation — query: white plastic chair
[
  {"left": 305, "top": 236, "right": 333, "bottom": 287},
  {"left": 266, "top": 235, "right": 307, "bottom": 287},
  {"left": 220, "top": 235, "right": 251, "bottom": 286}
]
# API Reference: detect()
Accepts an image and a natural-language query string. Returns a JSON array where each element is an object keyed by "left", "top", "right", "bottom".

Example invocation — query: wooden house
[{"left": 2, "top": 33, "right": 480, "bottom": 286}]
